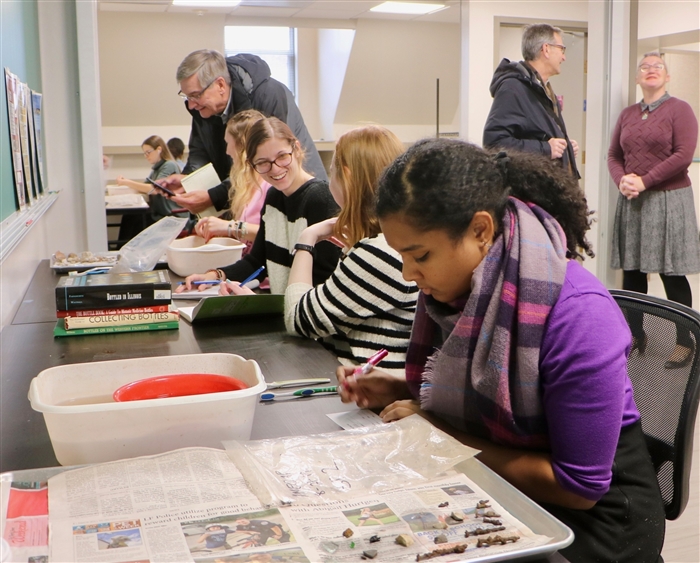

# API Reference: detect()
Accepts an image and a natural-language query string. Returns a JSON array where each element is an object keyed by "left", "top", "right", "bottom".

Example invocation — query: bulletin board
[{"left": 1, "top": 0, "right": 43, "bottom": 223}]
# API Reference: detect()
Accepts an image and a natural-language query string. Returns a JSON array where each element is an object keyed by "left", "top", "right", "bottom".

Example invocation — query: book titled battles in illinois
[{"left": 55, "top": 270, "right": 172, "bottom": 311}]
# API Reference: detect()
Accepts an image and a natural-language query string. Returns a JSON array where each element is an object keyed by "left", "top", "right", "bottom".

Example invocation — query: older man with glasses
[
  {"left": 483, "top": 23, "right": 580, "bottom": 178},
  {"left": 161, "top": 50, "right": 327, "bottom": 214}
]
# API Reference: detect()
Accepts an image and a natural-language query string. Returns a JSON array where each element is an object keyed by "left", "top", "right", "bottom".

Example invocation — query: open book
[
  {"left": 178, "top": 293, "right": 284, "bottom": 323},
  {"left": 181, "top": 162, "right": 222, "bottom": 218}
]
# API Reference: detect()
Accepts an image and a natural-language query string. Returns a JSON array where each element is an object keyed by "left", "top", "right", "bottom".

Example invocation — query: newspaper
[{"left": 47, "top": 447, "right": 553, "bottom": 562}]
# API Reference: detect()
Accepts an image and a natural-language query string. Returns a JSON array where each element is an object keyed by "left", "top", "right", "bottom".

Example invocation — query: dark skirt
[
  {"left": 540, "top": 420, "right": 665, "bottom": 563},
  {"left": 611, "top": 186, "right": 700, "bottom": 275}
]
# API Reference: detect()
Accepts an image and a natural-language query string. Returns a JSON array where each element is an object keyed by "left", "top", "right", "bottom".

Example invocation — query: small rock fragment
[
  {"left": 321, "top": 541, "right": 339, "bottom": 553},
  {"left": 438, "top": 501, "right": 449, "bottom": 508},
  {"left": 450, "top": 511, "right": 464, "bottom": 522},
  {"left": 430, "top": 521, "right": 448, "bottom": 530},
  {"left": 343, "top": 528, "right": 354, "bottom": 538},
  {"left": 434, "top": 534, "right": 448, "bottom": 544},
  {"left": 368, "top": 535, "right": 381, "bottom": 543},
  {"left": 362, "top": 549, "right": 378, "bottom": 559},
  {"left": 395, "top": 534, "right": 415, "bottom": 547}
]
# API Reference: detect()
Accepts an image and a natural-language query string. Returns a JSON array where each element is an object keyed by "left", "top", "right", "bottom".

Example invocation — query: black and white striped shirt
[{"left": 285, "top": 234, "right": 418, "bottom": 375}]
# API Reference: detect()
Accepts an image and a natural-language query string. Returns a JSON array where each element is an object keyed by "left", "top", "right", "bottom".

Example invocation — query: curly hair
[{"left": 376, "top": 138, "right": 594, "bottom": 260}]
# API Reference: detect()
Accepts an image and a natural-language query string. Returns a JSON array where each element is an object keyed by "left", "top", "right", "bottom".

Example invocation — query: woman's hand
[
  {"left": 380, "top": 400, "right": 425, "bottom": 422},
  {"left": 219, "top": 281, "right": 255, "bottom": 296},
  {"left": 174, "top": 271, "right": 218, "bottom": 292},
  {"left": 297, "top": 218, "right": 338, "bottom": 246},
  {"left": 336, "top": 366, "right": 411, "bottom": 410},
  {"left": 195, "top": 217, "right": 230, "bottom": 242},
  {"left": 619, "top": 174, "right": 646, "bottom": 199},
  {"left": 116, "top": 175, "right": 129, "bottom": 186}
]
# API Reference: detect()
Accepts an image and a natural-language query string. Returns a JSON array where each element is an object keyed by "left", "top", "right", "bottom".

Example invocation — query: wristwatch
[{"left": 292, "top": 243, "right": 316, "bottom": 258}]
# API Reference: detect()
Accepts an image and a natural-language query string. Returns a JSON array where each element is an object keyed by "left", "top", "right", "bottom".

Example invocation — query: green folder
[{"left": 178, "top": 294, "right": 284, "bottom": 323}]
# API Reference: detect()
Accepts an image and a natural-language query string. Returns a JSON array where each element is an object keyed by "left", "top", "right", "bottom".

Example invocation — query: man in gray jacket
[
  {"left": 483, "top": 24, "right": 579, "bottom": 178},
  {"left": 164, "top": 50, "right": 327, "bottom": 213}
]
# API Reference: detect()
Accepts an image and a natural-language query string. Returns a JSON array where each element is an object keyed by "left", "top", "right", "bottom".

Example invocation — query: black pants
[
  {"left": 623, "top": 270, "right": 694, "bottom": 347},
  {"left": 541, "top": 421, "right": 665, "bottom": 563}
]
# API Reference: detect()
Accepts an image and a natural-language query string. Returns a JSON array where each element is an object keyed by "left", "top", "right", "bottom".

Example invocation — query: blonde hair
[
  {"left": 226, "top": 110, "right": 266, "bottom": 219},
  {"left": 142, "top": 135, "right": 173, "bottom": 161},
  {"left": 332, "top": 125, "right": 405, "bottom": 247}
]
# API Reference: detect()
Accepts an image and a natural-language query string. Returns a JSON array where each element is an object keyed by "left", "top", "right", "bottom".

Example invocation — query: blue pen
[
  {"left": 178, "top": 280, "right": 222, "bottom": 286},
  {"left": 239, "top": 265, "right": 266, "bottom": 288}
]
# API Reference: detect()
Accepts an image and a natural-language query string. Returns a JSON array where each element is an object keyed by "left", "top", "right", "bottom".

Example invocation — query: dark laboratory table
[
  {"left": 1, "top": 260, "right": 353, "bottom": 474},
  {"left": 0, "top": 261, "right": 570, "bottom": 563}
]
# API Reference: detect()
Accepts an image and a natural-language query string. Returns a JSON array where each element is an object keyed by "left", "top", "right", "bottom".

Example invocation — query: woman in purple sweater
[
  {"left": 609, "top": 51, "right": 700, "bottom": 369},
  {"left": 338, "top": 139, "right": 665, "bottom": 562}
]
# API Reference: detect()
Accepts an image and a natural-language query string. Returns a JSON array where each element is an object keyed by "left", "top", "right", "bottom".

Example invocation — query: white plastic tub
[
  {"left": 28, "top": 353, "right": 266, "bottom": 465},
  {"left": 167, "top": 236, "right": 245, "bottom": 277}
]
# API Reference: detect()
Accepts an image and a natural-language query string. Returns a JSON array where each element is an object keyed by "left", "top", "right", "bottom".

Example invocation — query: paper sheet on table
[{"left": 327, "top": 409, "right": 384, "bottom": 429}]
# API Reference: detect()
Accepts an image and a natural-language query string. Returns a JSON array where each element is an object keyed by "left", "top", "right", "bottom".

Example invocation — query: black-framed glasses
[
  {"left": 178, "top": 77, "right": 218, "bottom": 101},
  {"left": 547, "top": 43, "right": 566, "bottom": 54},
  {"left": 638, "top": 63, "right": 665, "bottom": 73},
  {"left": 251, "top": 151, "right": 293, "bottom": 174}
]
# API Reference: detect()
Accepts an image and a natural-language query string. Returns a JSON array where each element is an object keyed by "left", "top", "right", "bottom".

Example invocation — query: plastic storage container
[
  {"left": 28, "top": 353, "right": 266, "bottom": 465},
  {"left": 166, "top": 236, "right": 246, "bottom": 277}
]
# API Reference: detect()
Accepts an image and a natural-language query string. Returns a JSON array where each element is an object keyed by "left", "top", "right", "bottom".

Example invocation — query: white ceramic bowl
[{"left": 167, "top": 236, "right": 245, "bottom": 277}]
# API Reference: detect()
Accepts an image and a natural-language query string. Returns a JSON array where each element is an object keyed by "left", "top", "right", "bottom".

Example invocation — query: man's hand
[
  {"left": 159, "top": 174, "right": 185, "bottom": 194},
  {"left": 172, "top": 191, "right": 214, "bottom": 213},
  {"left": 548, "top": 138, "right": 567, "bottom": 159},
  {"left": 571, "top": 139, "right": 579, "bottom": 158}
]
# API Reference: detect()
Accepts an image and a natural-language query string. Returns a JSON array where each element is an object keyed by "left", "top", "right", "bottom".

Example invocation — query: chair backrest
[{"left": 610, "top": 289, "right": 700, "bottom": 520}]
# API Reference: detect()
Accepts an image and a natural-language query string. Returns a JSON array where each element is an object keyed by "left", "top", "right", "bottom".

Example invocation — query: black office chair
[{"left": 610, "top": 289, "right": 700, "bottom": 520}]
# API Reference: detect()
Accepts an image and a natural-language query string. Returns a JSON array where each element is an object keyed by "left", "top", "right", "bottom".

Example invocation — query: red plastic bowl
[{"left": 113, "top": 373, "right": 248, "bottom": 402}]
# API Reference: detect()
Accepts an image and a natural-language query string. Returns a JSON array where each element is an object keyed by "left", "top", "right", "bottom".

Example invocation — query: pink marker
[{"left": 353, "top": 348, "right": 389, "bottom": 377}]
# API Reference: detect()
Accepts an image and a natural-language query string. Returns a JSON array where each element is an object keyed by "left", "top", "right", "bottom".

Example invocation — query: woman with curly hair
[{"left": 339, "top": 138, "right": 665, "bottom": 562}]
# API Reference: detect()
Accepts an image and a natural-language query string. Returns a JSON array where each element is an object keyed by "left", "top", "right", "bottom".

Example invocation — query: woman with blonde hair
[
  {"left": 283, "top": 125, "right": 418, "bottom": 375},
  {"left": 177, "top": 116, "right": 340, "bottom": 294},
  {"left": 194, "top": 109, "right": 270, "bottom": 255}
]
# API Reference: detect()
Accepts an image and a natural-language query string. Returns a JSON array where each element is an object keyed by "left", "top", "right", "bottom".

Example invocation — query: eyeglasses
[
  {"left": 178, "top": 77, "right": 218, "bottom": 101},
  {"left": 143, "top": 148, "right": 156, "bottom": 157},
  {"left": 251, "top": 151, "right": 294, "bottom": 174},
  {"left": 638, "top": 63, "right": 665, "bottom": 73},
  {"left": 547, "top": 43, "right": 566, "bottom": 54}
]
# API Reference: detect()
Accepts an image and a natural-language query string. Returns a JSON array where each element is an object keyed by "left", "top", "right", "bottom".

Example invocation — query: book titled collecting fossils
[{"left": 55, "top": 270, "right": 172, "bottom": 311}]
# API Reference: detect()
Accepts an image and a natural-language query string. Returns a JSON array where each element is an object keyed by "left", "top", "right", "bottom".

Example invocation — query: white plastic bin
[
  {"left": 28, "top": 353, "right": 266, "bottom": 465},
  {"left": 167, "top": 236, "right": 246, "bottom": 276}
]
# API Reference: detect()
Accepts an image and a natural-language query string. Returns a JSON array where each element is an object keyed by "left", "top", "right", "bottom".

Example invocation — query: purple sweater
[
  {"left": 540, "top": 260, "right": 639, "bottom": 501},
  {"left": 608, "top": 96, "right": 698, "bottom": 191}
]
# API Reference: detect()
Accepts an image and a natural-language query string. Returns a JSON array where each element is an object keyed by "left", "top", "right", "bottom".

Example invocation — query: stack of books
[{"left": 53, "top": 270, "right": 178, "bottom": 337}]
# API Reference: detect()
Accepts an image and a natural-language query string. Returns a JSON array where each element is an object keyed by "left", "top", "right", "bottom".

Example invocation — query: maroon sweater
[{"left": 608, "top": 96, "right": 698, "bottom": 191}]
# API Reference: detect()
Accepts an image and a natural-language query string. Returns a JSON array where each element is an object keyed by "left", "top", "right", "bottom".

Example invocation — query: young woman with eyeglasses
[
  {"left": 609, "top": 51, "right": 700, "bottom": 369},
  {"left": 178, "top": 117, "right": 341, "bottom": 294},
  {"left": 115, "top": 135, "right": 188, "bottom": 240}
]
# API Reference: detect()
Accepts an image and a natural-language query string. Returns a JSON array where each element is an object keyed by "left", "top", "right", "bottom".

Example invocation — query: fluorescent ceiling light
[
  {"left": 172, "top": 0, "right": 241, "bottom": 7},
  {"left": 370, "top": 1, "right": 446, "bottom": 15}
]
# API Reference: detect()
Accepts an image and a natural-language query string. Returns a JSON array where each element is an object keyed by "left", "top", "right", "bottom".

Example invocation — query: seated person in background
[
  {"left": 194, "top": 110, "right": 270, "bottom": 257},
  {"left": 176, "top": 117, "right": 341, "bottom": 295},
  {"left": 161, "top": 49, "right": 327, "bottom": 215},
  {"left": 339, "top": 139, "right": 665, "bottom": 562},
  {"left": 283, "top": 125, "right": 418, "bottom": 375},
  {"left": 116, "top": 135, "right": 189, "bottom": 241},
  {"left": 167, "top": 137, "right": 187, "bottom": 171}
]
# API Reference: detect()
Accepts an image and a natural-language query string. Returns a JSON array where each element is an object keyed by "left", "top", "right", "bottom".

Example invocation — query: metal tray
[
  {"left": 454, "top": 457, "right": 574, "bottom": 562},
  {"left": 50, "top": 251, "right": 120, "bottom": 273}
]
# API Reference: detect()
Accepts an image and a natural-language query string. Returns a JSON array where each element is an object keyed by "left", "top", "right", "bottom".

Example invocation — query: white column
[{"left": 76, "top": 0, "right": 108, "bottom": 250}]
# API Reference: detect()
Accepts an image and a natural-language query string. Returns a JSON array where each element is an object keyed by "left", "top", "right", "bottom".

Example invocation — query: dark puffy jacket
[
  {"left": 183, "top": 54, "right": 327, "bottom": 210},
  {"left": 483, "top": 59, "right": 579, "bottom": 178}
]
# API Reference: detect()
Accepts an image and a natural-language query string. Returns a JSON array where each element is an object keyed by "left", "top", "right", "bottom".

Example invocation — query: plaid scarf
[{"left": 405, "top": 198, "right": 568, "bottom": 448}]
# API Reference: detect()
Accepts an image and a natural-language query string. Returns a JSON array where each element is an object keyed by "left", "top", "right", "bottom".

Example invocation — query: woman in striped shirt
[{"left": 284, "top": 125, "right": 418, "bottom": 375}]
